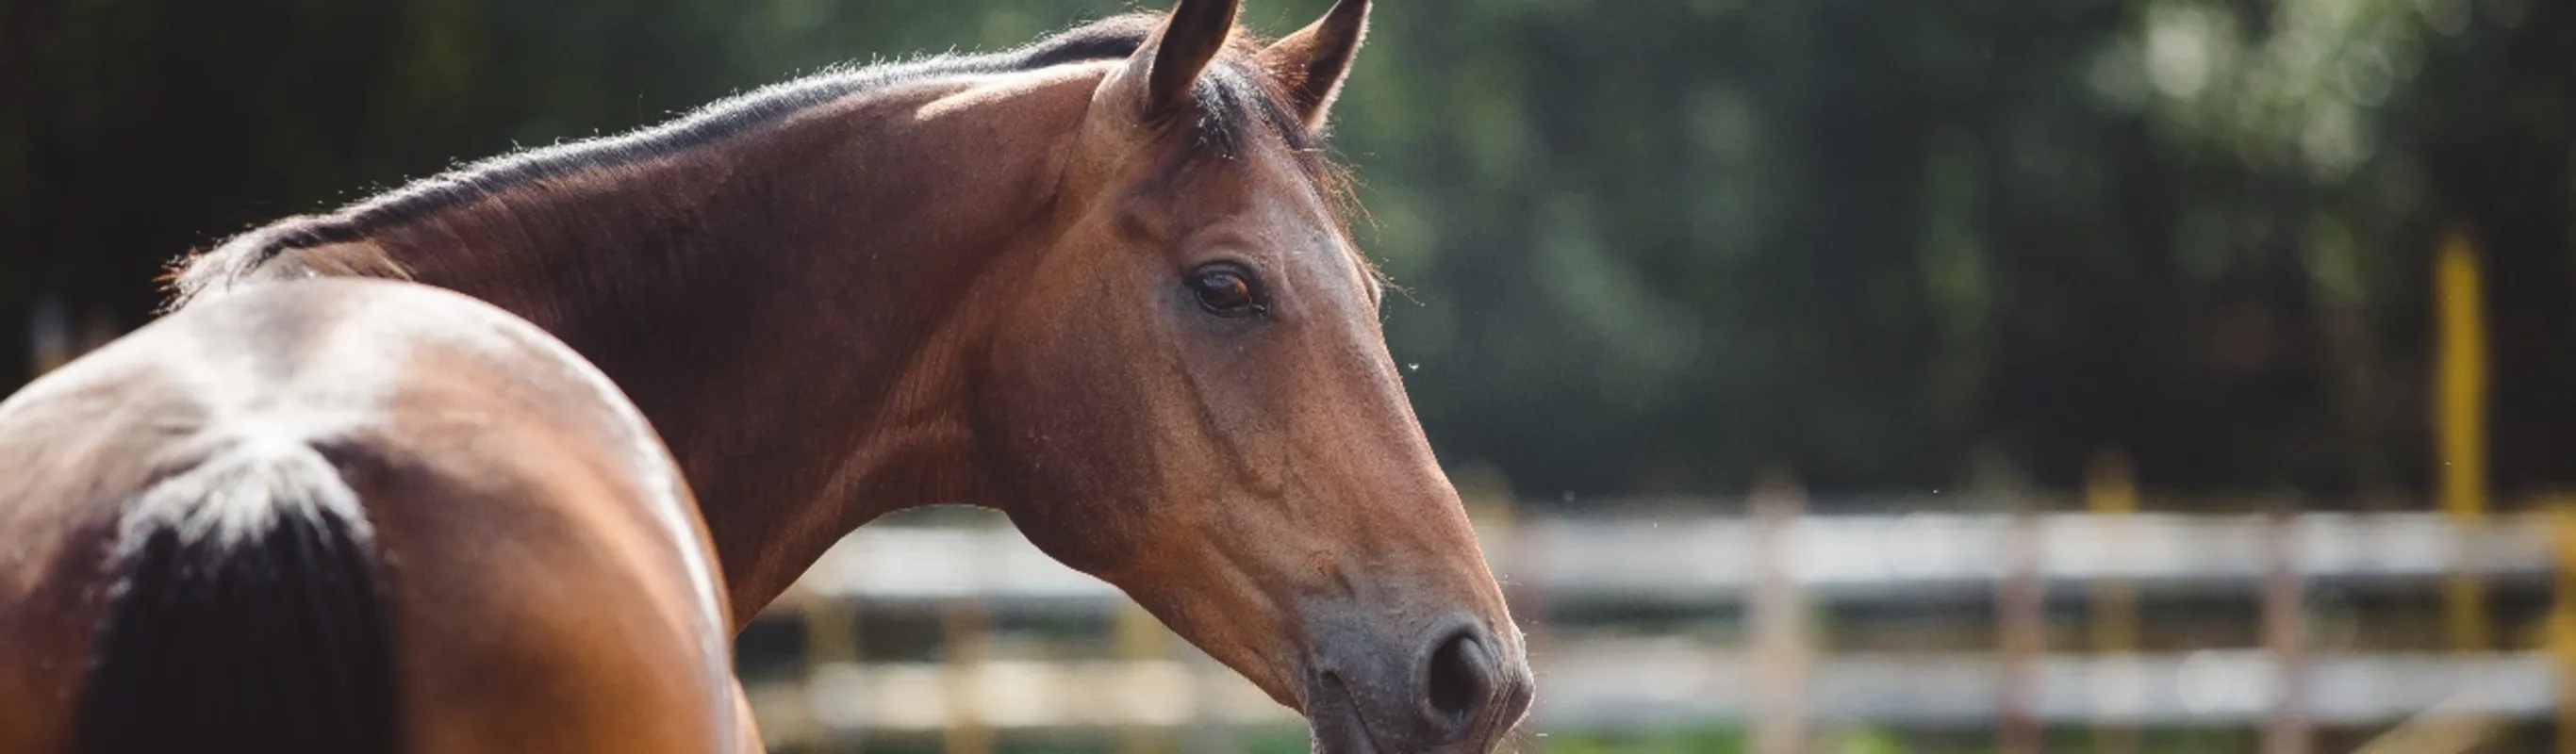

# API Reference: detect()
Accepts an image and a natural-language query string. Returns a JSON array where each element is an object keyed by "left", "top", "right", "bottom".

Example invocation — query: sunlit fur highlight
[{"left": 165, "top": 13, "right": 1376, "bottom": 310}]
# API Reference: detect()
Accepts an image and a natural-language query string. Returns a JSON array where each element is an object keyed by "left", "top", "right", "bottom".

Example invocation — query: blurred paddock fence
[{"left": 734, "top": 488, "right": 2576, "bottom": 753}]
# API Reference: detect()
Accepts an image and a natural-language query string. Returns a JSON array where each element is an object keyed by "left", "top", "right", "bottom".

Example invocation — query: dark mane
[{"left": 167, "top": 12, "right": 1347, "bottom": 305}]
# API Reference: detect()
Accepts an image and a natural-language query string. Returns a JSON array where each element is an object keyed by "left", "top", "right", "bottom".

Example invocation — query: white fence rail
[
  {"left": 785, "top": 512, "right": 2556, "bottom": 606},
  {"left": 747, "top": 649, "right": 2553, "bottom": 733},
  {"left": 753, "top": 509, "right": 2574, "bottom": 744}
]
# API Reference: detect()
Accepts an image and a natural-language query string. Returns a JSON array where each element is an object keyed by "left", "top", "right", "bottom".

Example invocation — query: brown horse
[{"left": 13, "top": 0, "right": 1534, "bottom": 749}]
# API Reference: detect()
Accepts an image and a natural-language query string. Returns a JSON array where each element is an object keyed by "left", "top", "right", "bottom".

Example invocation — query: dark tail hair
[{"left": 75, "top": 440, "right": 398, "bottom": 753}]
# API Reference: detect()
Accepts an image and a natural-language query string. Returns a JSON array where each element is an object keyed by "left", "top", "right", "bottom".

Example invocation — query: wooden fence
[{"left": 741, "top": 495, "right": 2576, "bottom": 753}]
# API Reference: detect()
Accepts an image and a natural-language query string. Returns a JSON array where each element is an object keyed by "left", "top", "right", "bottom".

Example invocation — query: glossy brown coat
[
  {"left": 0, "top": 280, "right": 747, "bottom": 752},
  {"left": 8, "top": 1, "right": 1531, "bottom": 750}
]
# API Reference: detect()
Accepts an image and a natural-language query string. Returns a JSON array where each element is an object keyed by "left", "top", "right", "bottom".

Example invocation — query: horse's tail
[{"left": 75, "top": 438, "right": 399, "bottom": 753}]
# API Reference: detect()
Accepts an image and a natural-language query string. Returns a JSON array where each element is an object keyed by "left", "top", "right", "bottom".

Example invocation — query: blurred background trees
[{"left": 5, "top": 0, "right": 2569, "bottom": 508}]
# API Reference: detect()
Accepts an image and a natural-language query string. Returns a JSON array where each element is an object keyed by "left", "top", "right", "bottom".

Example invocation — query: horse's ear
[
  {"left": 1112, "top": 0, "right": 1242, "bottom": 123},
  {"left": 1258, "top": 0, "right": 1369, "bottom": 131}
]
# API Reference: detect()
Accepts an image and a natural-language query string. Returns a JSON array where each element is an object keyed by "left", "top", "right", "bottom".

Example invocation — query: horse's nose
[
  {"left": 1416, "top": 616, "right": 1533, "bottom": 746},
  {"left": 1308, "top": 611, "right": 1535, "bottom": 752}
]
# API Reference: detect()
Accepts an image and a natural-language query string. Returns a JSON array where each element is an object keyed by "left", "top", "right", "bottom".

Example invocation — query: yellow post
[
  {"left": 2554, "top": 500, "right": 2576, "bottom": 754},
  {"left": 2435, "top": 227, "right": 2491, "bottom": 654},
  {"left": 803, "top": 595, "right": 860, "bottom": 749},
  {"left": 1114, "top": 601, "right": 1172, "bottom": 754},
  {"left": 2086, "top": 449, "right": 2139, "bottom": 754},
  {"left": 942, "top": 600, "right": 993, "bottom": 754}
]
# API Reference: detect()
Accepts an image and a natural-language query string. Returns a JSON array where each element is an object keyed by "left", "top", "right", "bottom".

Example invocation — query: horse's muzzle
[{"left": 1305, "top": 612, "right": 1534, "bottom": 753}]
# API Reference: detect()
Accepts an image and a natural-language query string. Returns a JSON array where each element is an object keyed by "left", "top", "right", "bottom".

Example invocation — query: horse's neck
[{"left": 362, "top": 89, "right": 1075, "bottom": 620}]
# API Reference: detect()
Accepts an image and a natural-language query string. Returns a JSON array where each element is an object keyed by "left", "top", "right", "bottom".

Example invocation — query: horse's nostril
[{"left": 1426, "top": 630, "right": 1491, "bottom": 726}]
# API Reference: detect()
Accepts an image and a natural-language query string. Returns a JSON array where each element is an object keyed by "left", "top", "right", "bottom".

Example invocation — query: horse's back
[{"left": 0, "top": 278, "right": 739, "bottom": 753}]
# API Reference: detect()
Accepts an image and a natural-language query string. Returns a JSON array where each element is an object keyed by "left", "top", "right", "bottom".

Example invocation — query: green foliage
[{"left": 4, "top": 0, "right": 2571, "bottom": 502}]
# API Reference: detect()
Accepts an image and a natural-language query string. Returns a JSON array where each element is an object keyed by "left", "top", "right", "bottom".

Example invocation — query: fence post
[
  {"left": 2262, "top": 510, "right": 2309, "bottom": 754},
  {"left": 1998, "top": 505, "right": 2044, "bottom": 754},
  {"left": 2436, "top": 227, "right": 2491, "bottom": 654},
  {"left": 2554, "top": 500, "right": 2576, "bottom": 754},
  {"left": 804, "top": 594, "right": 861, "bottom": 749},
  {"left": 1749, "top": 472, "right": 1809, "bottom": 754},
  {"left": 1115, "top": 601, "right": 1175, "bottom": 754},
  {"left": 1180, "top": 637, "right": 1239, "bottom": 753},
  {"left": 2086, "top": 450, "right": 2140, "bottom": 754},
  {"left": 29, "top": 295, "right": 67, "bottom": 378},
  {"left": 942, "top": 599, "right": 993, "bottom": 754}
]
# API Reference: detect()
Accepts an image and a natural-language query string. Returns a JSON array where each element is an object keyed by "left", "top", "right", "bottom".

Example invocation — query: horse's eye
[{"left": 1188, "top": 265, "right": 1263, "bottom": 317}]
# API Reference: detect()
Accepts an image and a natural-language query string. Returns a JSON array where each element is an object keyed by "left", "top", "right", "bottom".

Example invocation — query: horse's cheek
[{"left": 984, "top": 322, "right": 1164, "bottom": 576}]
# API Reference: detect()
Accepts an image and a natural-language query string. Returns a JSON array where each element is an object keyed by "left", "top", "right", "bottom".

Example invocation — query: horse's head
[{"left": 969, "top": 1, "right": 1532, "bottom": 749}]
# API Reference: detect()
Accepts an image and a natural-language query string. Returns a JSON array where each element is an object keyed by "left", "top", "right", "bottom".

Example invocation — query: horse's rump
[{"left": 73, "top": 437, "right": 398, "bottom": 753}]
